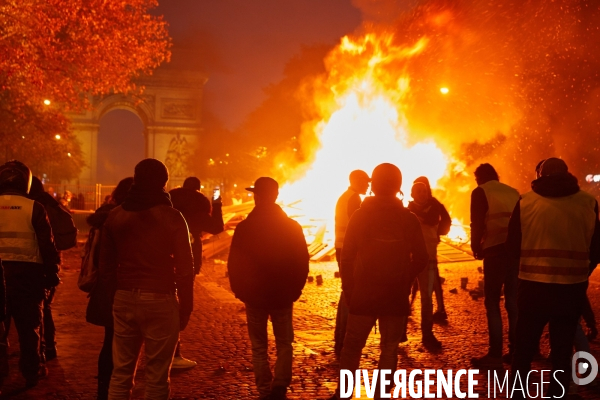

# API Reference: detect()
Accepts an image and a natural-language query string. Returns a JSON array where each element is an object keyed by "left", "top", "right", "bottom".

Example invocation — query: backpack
[
  {"left": 78, "top": 227, "right": 100, "bottom": 293},
  {"left": 46, "top": 203, "right": 78, "bottom": 251}
]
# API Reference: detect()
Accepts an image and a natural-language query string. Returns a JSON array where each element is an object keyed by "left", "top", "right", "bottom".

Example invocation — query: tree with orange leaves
[{"left": 0, "top": 0, "right": 171, "bottom": 181}]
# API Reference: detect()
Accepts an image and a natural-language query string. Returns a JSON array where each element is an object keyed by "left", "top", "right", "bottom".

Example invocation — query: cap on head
[
  {"left": 0, "top": 160, "right": 32, "bottom": 194},
  {"left": 183, "top": 177, "right": 201, "bottom": 191},
  {"left": 349, "top": 170, "right": 370, "bottom": 185},
  {"left": 371, "top": 163, "right": 402, "bottom": 196},
  {"left": 134, "top": 158, "right": 168, "bottom": 190},
  {"left": 246, "top": 177, "right": 279, "bottom": 197},
  {"left": 539, "top": 158, "right": 568, "bottom": 177}
]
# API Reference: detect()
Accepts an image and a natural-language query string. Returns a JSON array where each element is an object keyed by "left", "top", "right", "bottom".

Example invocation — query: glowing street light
[
  {"left": 67, "top": 152, "right": 71, "bottom": 157},
  {"left": 440, "top": 87, "right": 449, "bottom": 94},
  {"left": 55, "top": 134, "right": 61, "bottom": 140},
  {"left": 43, "top": 99, "right": 51, "bottom": 106}
]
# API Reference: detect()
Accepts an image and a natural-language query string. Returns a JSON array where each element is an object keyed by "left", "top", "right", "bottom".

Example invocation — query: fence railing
[{"left": 43, "top": 183, "right": 116, "bottom": 211}]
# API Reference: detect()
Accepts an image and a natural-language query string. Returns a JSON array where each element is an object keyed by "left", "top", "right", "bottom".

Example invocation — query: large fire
[{"left": 277, "top": 33, "right": 467, "bottom": 245}]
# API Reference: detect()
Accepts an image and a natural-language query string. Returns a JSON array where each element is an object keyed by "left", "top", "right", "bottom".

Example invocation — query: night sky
[{"left": 98, "top": 0, "right": 363, "bottom": 182}]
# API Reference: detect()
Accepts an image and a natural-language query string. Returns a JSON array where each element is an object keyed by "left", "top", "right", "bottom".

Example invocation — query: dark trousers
[
  {"left": 334, "top": 248, "right": 348, "bottom": 355},
  {"left": 6, "top": 294, "right": 43, "bottom": 380},
  {"left": 432, "top": 262, "right": 445, "bottom": 312},
  {"left": 191, "top": 239, "right": 202, "bottom": 275},
  {"left": 511, "top": 280, "right": 587, "bottom": 399},
  {"left": 98, "top": 326, "right": 113, "bottom": 400},
  {"left": 483, "top": 254, "right": 518, "bottom": 357},
  {"left": 40, "top": 287, "right": 56, "bottom": 357}
]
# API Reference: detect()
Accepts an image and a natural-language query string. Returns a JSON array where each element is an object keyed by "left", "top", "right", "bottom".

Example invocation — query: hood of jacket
[{"left": 531, "top": 173, "right": 580, "bottom": 198}]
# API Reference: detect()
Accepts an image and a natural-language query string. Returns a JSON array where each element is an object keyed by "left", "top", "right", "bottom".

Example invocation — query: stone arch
[{"left": 69, "top": 67, "right": 207, "bottom": 187}]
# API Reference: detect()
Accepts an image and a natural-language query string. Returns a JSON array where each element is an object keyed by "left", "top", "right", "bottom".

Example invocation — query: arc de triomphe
[{"left": 69, "top": 66, "right": 207, "bottom": 187}]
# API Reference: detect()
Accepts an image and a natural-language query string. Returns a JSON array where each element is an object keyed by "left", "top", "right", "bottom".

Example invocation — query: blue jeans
[
  {"left": 483, "top": 254, "right": 518, "bottom": 357},
  {"left": 245, "top": 305, "right": 294, "bottom": 398},
  {"left": 337, "top": 313, "right": 407, "bottom": 397},
  {"left": 109, "top": 290, "right": 180, "bottom": 400}
]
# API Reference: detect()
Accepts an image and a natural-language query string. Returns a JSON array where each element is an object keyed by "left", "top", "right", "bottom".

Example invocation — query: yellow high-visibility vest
[
  {"left": 0, "top": 195, "right": 43, "bottom": 264},
  {"left": 519, "top": 190, "right": 596, "bottom": 284},
  {"left": 335, "top": 188, "right": 358, "bottom": 249},
  {"left": 480, "top": 180, "right": 520, "bottom": 250}
]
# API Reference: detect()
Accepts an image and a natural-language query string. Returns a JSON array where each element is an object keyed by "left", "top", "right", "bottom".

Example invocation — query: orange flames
[{"left": 277, "top": 32, "right": 469, "bottom": 245}]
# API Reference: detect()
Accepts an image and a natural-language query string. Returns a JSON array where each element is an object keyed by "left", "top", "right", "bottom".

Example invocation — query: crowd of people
[{"left": 0, "top": 156, "right": 598, "bottom": 400}]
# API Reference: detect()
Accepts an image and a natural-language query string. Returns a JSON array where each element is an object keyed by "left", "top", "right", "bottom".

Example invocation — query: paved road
[{"left": 1, "top": 247, "right": 599, "bottom": 399}]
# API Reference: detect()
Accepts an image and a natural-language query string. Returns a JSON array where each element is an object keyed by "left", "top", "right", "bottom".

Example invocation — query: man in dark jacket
[
  {"left": 0, "top": 160, "right": 60, "bottom": 388},
  {"left": 28, "top": 176, "right": 77, "bottom": 362},
  {"left": 227, "top": 177, "right": 309, "bottom": 400},
  {"left": 507, "top": 158, "right": 600, "bottom": 398},
  {"left": 330, "top": 163, "right": 429, "bottom": 400},
  {"left": 169, "top": 177, "right": 224, "bottom": 369},
  {"left": 99, "top": 159, "right": 194, "bottom": 399}
]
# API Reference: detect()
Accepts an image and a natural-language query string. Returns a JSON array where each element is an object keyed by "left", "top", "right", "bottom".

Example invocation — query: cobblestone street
[{"left": 1, "top": 246, "right": 600, "bottom": 399}]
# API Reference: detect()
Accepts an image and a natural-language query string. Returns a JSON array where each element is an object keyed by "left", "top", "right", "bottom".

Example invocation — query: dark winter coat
[
  {"left": 227, "top": 203, "right": 309, "bottom": 309},
  {"left": 341, "top": 196, "right": 429, "bottom": 316},
  {"left": 85, "top": 203, "right": 117, "bottom": 327}
]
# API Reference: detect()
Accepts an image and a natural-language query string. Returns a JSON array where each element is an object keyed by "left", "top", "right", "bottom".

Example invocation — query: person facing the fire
[
  {"left": 333, "top": 169, "right": 370, "bottom": 358},
  {"left": 407, "top": 181, "right": 443, "bottom": 349},
  {"left": 329, "top": 163, "right": 429, "bottom": 400},
  {"left": 470, "top": 163, "right": 520, "bottom": 368},
  {"left": 227, "top": 177, "right": 309, "bottom": 400},
  {"left": 0, "top": 160, "right": 60, "bottom": 388},
  {"left": 412, "top": 176, "right": 451, "bottom": 323},
  {"left": 99, "top": 159, "right": 194, "bottom": 399},
  {"left": 169, "top": 176, "right": 224, "bottom": 369},
  {"left": 507, "top": 158, "right": 600, "bottom": 398}
]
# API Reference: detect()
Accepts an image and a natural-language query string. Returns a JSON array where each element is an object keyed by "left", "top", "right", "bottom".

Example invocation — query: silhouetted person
[
  {"left": 470, "top": 163, "right": 520, "bottom": 368},
  {"left": 407, "top": 181, "right": 442, "bottom": 348},
  {"left": 85, "top": 177, "right": 133, "bottom": 400},
  {"left": 227, "top": 177, "right": 309, "bottom": 400},
  {"left": 28, "top": 176, "right": 77, "bottom": 362},
  {"left": 99, "top": 159, "right": 194, "bottom": 399},
  {"left": 507, "top": 158, "right": 600, "bottom": 398},
  {"left": 169, "top": 176, "right": 224, "bottom": 369},
  {"left": 0, "top": 160, "right": 60, "bottom": 388},
  {"left": 412, "top": 176, "right": 451, "bottom": 322},
  {"left": 333, "top": 169, "right": 370, "bottom": 358},
  {"left": 330, "top": 163, "right": 428, "bottom": 400}
]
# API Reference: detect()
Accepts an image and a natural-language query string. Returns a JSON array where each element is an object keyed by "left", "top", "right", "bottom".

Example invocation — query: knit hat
[{"left": 134, "top": 159, "right": 169, "bottom": 189}]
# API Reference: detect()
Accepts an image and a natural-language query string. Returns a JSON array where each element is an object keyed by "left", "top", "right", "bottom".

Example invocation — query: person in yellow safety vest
[
  {"left": 470, "top": 163, "right": 520, "bottom": 368},
  {"left": 0, "top": 160, "right": 60, "bottom": 388},
  {"left": 507, "top": 158, "right": 600, "bottom": 399},
  {"left": 333, "top": 170, "right": 370, "bottom": 358}
]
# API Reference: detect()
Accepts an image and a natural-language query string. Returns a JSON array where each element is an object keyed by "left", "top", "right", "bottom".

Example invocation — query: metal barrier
[{"left": 44, "top": 183, "right": 116, "bottom": 211}]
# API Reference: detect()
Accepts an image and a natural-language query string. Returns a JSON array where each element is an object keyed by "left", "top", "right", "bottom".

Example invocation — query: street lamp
[
  {"left": 440, "top": 87, "right": 449, "bottom": 94},
  {"left": 43, "top": 99, "right": 51, "bottom": 106},
  {"left": 55, "top": 134, "right": 61, "bottom": 140}
]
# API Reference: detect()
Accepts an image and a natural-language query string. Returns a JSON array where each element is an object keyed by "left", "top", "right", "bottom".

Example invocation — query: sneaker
[
  {"left": 432, "top": 310, "right": 448, "bottom": 322},
  {"left": 471, "top": 354, "right": 502, "bottom": 368},
  {"left": 422, "top": 334, "right": 442, "bottom": 349},
  {"left": 171, "top": 356, "right": 197, "bottom": 370}
]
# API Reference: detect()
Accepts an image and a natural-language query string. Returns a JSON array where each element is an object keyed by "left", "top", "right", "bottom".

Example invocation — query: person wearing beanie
[
  {"left": 470, "top": 163, "right": 520, "bottom": 369},
  {"left": 507, "top": 158, "right": 600, "bottom": 398},
  {"left": 98, "top": 158, "right": 194, "bottom": 399},
  {"left": 169, "top": 176, "right": 224, "bottom": 370},
  {"left": 329, "top": 163, "right": 428, "bottom": 400}
]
